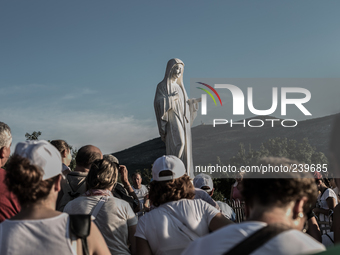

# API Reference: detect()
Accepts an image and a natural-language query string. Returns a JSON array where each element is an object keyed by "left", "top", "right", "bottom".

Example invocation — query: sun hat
[
  {"left": 14, "top": 140, "right": 63, "bottom": 180},
  {"left": 152, "top": 155, "right": 186, "bottom": 181},
  {"left": 193, "top": 173, "right": 214, "bottom": 192}
]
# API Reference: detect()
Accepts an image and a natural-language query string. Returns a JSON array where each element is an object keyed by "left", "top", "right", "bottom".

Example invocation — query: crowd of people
[{"left": 0, "top": 114, "right": 340, "bottom": 255}]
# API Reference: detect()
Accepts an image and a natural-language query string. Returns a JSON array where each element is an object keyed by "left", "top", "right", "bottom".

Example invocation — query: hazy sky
[{"left": 1, "top": 1, "right": 340, "bottom": 154}]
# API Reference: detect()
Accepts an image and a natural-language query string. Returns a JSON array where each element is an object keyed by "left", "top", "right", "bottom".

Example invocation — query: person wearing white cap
[
  {"left": 135, "top": 155, "right": 232, "bottom": 255},
  {"left": 194, "top": 173, "right": 236, "bottom": 221},
  {"left": 0, "top": 140, "right": 110, "bottom": 255},
  {"left": 193, "top": 173, "right": 215, "bottom": 194}
]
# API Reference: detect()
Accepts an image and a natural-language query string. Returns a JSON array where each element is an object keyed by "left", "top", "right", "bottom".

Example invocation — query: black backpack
[
  {"left": 112, "top": 183, "right": 139, "bottom": 212},
  {"left": 69, "top": 214, "right": 91, "bottom": 255}
]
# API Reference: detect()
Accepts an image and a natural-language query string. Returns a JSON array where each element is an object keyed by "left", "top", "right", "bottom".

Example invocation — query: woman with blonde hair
[
  {"left": 64, "top": 158, "right": 138, "bottom": 255},
  {"left": 0, "top": 140, "right": 109, "bottom": 255}
]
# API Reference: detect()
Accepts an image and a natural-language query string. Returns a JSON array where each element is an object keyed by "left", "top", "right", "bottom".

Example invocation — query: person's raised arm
[{"left": 119, "top": 165, "right": 140, "bottom": 213}]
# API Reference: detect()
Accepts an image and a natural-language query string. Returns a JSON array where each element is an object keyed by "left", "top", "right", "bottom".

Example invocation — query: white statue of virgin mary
[{"left": 154, "top": 58, "right": 200, "bottom": 178}]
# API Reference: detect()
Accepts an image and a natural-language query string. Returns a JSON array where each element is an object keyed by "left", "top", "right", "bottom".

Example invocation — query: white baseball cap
[
  {"left": 14, "top": 140, "right": 63, "bottom": 180},
  {"left": 193, "top": 173, "right": 214, "bottom": 192},
  {"left": 152, "top": 155, "right": 186, "bottom": 181}
]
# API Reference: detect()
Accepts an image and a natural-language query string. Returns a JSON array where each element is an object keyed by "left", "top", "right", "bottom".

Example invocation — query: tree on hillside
[
  {"left": 68, "top": 146, "right": 78, "bottom": 171},
  {"left": 141, "top": 167, "right": 152, "bottom": 185},
  {"left": 25, "top": 131, "right": 41, "bottom": 141},
  {"left": 227, "top": 137, "right": 328, "bottom": 168}
]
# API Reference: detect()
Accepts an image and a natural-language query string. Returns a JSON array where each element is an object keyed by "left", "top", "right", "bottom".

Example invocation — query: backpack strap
[
  {"left": 320, "top": 188, "right": 329, "bottom": 199},
  {"left": 224, "top": 224, "right": 291, "bottom": 255},
  {"left": 325, "top": 233, "right": 334, "bottom": 243},
  {"left": 158, "top": 207, "right": 200, "bottom": 241},
  {"left": 91, "top": 196, "right": 108, "bottom": 218},
  {"left": 69, "top": 215, "right": 91, "bottom": 255}
]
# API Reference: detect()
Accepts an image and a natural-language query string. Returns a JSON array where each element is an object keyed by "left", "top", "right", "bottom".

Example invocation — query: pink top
[{"left": 232, "top": 183, "right": 243, "bottom": 201}]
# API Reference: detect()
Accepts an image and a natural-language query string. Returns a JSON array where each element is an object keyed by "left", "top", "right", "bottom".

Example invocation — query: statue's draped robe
[{"left": 154, "top": 59, "right": 199, "bottom": 178}]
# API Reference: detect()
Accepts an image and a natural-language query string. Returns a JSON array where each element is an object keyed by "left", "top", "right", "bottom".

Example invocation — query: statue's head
[
  {"left": 171, "top": 63, "right": 183, "bottom": 80},
  {"left": 164, "top": 58, "right": 184, "bottom": 85}
]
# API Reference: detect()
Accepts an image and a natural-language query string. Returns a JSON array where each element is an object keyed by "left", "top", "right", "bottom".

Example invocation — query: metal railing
[{"left": 225, "top": 199, "right": 246, "bottom": 223}]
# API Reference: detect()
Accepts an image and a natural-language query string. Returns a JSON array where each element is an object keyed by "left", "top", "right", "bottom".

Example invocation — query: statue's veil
[{"left": 163, "top": 58, "right": 184, "bottom": 94}]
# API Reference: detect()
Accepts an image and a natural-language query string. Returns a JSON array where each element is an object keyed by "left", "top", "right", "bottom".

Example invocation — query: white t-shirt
[
  {"left": 182, "top": 221, "right": 326, "bottom": 255},
  {"left": 216, "top": 201, "right": 236, "bottom": 221},
  {"left": 64, "top": 195, "right": 137, "bottom": 255},
  {"left": 132, "top": 184, "right": 148, "bottom": 213},
  {"left": 135, "top": 199, "right": 220, "bottom": 255},
  {"left": 0, "top": 213, "right": 76, "bottom": 255},
  {"left": 194, "top": 188, "right": 220, "bottom": 210},
  {"left": 317, "top": 188, "right": 338, "bottom": 222}
]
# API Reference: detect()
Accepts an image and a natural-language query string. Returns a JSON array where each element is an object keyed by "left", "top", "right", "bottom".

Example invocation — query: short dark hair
[
  {"left": 132, "top": 172, "right": 141, "bottom": 179},
  {"left": 76, "top": 145, "right": 102, "bottom": 168},
  {"left": 50, "top": 140, "right": 70, "bottom": 154},
  {"left": 149, "top": 174, "right": 195, "bottom": 207},
  {"left": 242, "top": 157, "right": 318, "bottom": 213}
]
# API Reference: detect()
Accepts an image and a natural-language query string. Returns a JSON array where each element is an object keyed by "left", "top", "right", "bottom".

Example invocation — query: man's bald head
[{"left": 75, "top": 145, "right": 103, "bottom": 169}]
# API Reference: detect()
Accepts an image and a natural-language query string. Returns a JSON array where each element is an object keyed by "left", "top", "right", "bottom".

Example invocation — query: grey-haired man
[{"left": 0, "top": 122, "right": 20, "bottom": 222}]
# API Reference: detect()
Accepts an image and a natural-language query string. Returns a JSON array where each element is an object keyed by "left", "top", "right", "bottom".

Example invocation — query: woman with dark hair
[
  {"left": 64, "top": 158, "right": 138, "bottom": 255},
  {"left": 313, "top": 173, "right": 338, "bottom": 232},
  {"left": 0, "top": 140, "right": 109, "bottom": 255},
  {"left": 135, "top": 155, "right": 232, "bottom": 255},
  {"left": 50, "top": 139, "right": 72, "bottom": 175},
  {"left": 182, "top": 157, "right": 326, "bottom": 255}
]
